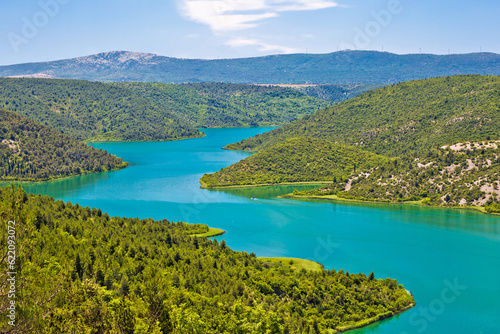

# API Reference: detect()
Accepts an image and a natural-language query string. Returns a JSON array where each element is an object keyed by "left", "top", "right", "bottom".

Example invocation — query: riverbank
[
  {"left": 200, "top": 180, "right": 329, "bottom": 190},
  {"left": 191, "top": 227, "right": 226, "bottom": 238},
  {"left": 281, "top": 193, "right": 500, "bottom": 217},
  {"left": 334, "top": 302, "right": 416, "bottom": 333},
  {"left": 0, "top": 162, "right": 129, "bottom": 185},
  {"left": 259, "top": 257, "right": 324, "bottom": 272}
]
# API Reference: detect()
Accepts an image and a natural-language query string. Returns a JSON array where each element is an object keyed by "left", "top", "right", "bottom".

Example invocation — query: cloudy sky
[{"left": 0, "top": 0, "right": 498, "bottom": 65}]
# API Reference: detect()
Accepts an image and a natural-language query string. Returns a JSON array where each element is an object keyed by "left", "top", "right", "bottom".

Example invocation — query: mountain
[
  {"left": 0, "top": 109, "right": 127, "bottom": 181},
  {"left": 226, "top": 75, "right": 500, "bottom": 156},
  {"left": 0, "top": 78, "right": 203, "bottom": 142},
  {"left": 1, "top": 50, "right": 499, "bottom": 84},
  {"left": 0, "top": 185, "right": 415, "bottom": 333},
  {"left": 113, "top": 82, "right": 334, "bottom": 128},
  {"left": 201, "top": 137, "right": 390, "bottom": 188}
]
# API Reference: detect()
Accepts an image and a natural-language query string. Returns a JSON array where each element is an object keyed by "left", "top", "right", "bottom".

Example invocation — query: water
[{"left": 15, "top": 128, "right": 500, "bottom": 334}]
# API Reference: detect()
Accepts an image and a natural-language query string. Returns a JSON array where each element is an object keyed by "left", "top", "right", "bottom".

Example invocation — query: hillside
[
  {"left": 1, "top": 50, "right": 499, "bottom": 84},
  {"left": 201, "top": 137, "right": 390, "bottom": 188},
  {"left": 291, "top": 142, "right": 500, "bottom": 213},
  {"left": 0, "top": 78, "right": 202, "bottom": 142},
  {"left": 114, "top": 82, "right": 333, "bottom": 128},
  {"left": 226, "top": 75, "right": 500, "bottom": 156},
  {"left": 0, "top": 109, "right": 127, "bottom": 181},
  {"left": 0, "top": 186, "right": 415, "bottom": 333},
  {"left": 294, "top": 83, "right": 386, "bottom": 101}
]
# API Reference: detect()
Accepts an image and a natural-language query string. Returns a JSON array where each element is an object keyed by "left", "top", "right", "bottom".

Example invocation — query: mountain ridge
[{"left": 2, "top": 50, "right": 499, "bottom": 84}]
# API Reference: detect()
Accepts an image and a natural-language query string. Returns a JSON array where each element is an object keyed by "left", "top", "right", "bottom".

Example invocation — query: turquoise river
[{"left": 18, "top": 128, "right": 500, "bottom": 334}]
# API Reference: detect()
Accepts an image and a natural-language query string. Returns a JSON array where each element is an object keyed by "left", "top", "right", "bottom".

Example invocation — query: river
[{"left": 20, "top": 127, "right": 500, "bottom": 334}]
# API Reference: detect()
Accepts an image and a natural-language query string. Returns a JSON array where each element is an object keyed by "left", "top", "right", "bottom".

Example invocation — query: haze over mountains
[{"left": 1, "top": 50, "right": 499, "bottom": 84}]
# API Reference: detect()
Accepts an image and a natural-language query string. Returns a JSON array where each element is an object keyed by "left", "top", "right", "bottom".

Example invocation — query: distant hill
[
  {"left": 1, "top": 50, "right": 499, "bottom": 84},
  {"left": 0, "top": 109, "right": 127, "bottom": 181},
  {"left": 201, "top": 137, "right": 390, "bottom": 188},
  {"left": 226, "top": 75, "right": 500, "bottom": 156},
  {"left": 0, "top": 78, "right": 203, "bottom": 142},
  {"left": 116, "top": 82, "right": 333, "bottom": 128}
]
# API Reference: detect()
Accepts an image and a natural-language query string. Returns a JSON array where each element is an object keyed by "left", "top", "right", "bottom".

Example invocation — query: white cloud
[
  {"left": 179, "top": 0, "right": 338, "bottom": 32},
  {"left": 226, "top": 37, "right": 299, "bottom": 53}
]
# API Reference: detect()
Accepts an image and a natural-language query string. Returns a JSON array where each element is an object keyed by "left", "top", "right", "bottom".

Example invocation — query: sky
[{"left": 0, "top": 0, "right": 499, "bottom": 65}]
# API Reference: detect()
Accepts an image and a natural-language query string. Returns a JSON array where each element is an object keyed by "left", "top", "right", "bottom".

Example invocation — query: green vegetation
[
  {"left": 202, "top": 137, "right": 390, "bottom": 188},
  {"left": 295, "top": 84, "right": 386, "bottom": 102},
  {"left": 217, "top": 76, "right": 500, "bottom": 211},
  {"left": 0, "top": 78, "right": 202, "bottom": 142},
  {"left": 293, "top": 142, "right": 500, "bottom": 208},
  {"left": 259, "top": 258, "right": 323, "bottom": 272},
  {"left": 226, "top": 75, "right": 500, "bottom": 156},
  {"left": 191, "top": 227, "right": 226, "bottom": 237},
  {"left": 1, "top": 50, "right": 498, "bottom": 84},
  {"left": 115, "top": 82, "right": 333, "bottom": 128},
  {"left": 0, "top": 109, "right": 127, "bottom": 181},
  {"left": 0, "top": 186, "right": 414, "bottom": 333}
]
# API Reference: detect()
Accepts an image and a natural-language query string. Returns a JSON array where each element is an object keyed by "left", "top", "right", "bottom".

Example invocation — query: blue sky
[{"left": 0, "top": 0, "right": 498, "bottom": 65}]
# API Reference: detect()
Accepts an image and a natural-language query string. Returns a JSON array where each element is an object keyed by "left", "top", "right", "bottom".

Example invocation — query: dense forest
[
  {"left": 114, "top": 82, "right": 333, "bottom": 128},
  {"left": 0, "top": 78, "right": 203, "bottom": 142},
  {"left": 209, "top": 75, "right": 500, "bottom": 211},
  {"left": 201, "top": 137, "right": 389, "bottom": 188},
  {"left": 0, "top": 186, "right": 415, "bottom": 333},
  {"left": 0, "top": 109, "right": 127, "bottom": 181},
  {"left": 226, "top": 75, "right": 500, "bottom": 156},
  {"left": 0, "top": 50, "right": 498, "bottom": 84}
]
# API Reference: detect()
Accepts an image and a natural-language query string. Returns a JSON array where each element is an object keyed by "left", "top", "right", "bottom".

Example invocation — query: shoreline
[
  {"left": 334, "top": 302, "right": 416, "bottom": 333},
  {"left": 0, "top": 163, "right": 129, "bottom": 185},
  {"left": 200, "top": 180, "right": 329, "bottom": 190},
  {"left": 200, "top": 180, "right": 499, "bottom": 216},
  {"left": 191, "top": 227, "right": 226, "bottom": 238},
  {"left": 281, "top": 193, "right": 500, "bottom": 217}
]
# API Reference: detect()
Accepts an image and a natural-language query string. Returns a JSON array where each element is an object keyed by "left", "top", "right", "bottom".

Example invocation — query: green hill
[
  {"left": 226, "top": 75, "right": 500, "bottom": 157},
  {"left": 201, "top": 137, "right": 390, "bottom": 188},
  {"left": 0, "top": 109, "right": 127, "bottom": 181},
  {"left": 0, "top": 50, "right": 499, "bottom": 84},
  {"left": 0, "top": 78, "right": 202, "bottom": 142},
  {"left": 114, "top": 82, "right": 333, "bottom": 128},
  {"left": 0, "top": 185, "right": 414, "bottom": 333},
  {"left": 220, "top": 76, "right": 500, "bottom": 211}
]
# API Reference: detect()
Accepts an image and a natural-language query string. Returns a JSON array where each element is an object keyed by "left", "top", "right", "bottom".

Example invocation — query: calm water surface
[{"left": 19, "top": 128, "right": 500, "bottom": 334}]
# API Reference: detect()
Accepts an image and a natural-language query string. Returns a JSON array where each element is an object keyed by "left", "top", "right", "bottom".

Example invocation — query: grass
[
  {"left": 200, "top": 181, "right": 329, "bottom": 190},
  {"left": 282, "top": 193, "right": 500, "bottom": 217},
  {"left": 192, "top": 227, "right": 226, "bottom": 238},
  {"left": 258, "top": 257, "right": 323, "bottom": 272}
]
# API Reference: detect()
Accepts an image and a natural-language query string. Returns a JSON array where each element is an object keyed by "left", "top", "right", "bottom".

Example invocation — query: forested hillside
[
  {"left": 0, "top": 186, "right": 415, "bottom": 333},
  {"left": 115, "top": 82, "right": 333, "bottom": 128},
  {"left": 0, "top": 109, "right": 127, "bottom": 181},
  {"left": 213, "top": 75, "right": 500, "bottom": 211},
  {"left": 226, "top": 75, "right": 500, "bottom": 156},
  {"left": 294, "top": 84, "right": 385, "bottom": 102},
  {"left": 0, "top": 78, "right": 202, "bottom": 142},
  {"left": 201, "top": 137, "right": 390, "bottom": 188}
]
